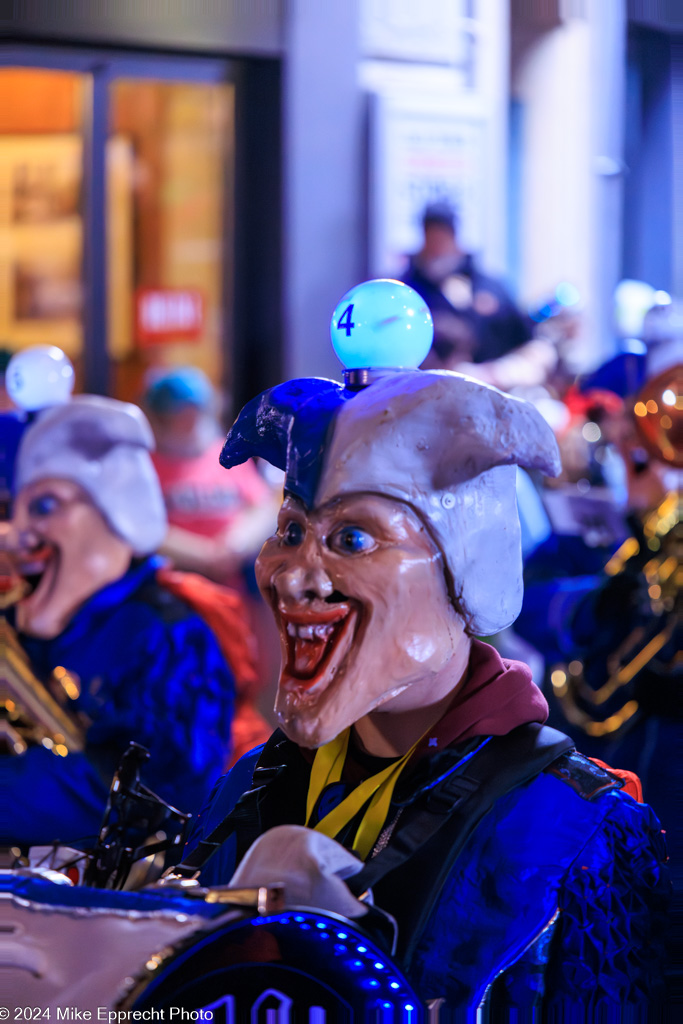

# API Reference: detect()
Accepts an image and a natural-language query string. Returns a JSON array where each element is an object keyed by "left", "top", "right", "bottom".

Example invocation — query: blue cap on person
[{"left": 144, "top": 367, "right": 214, "bottom": 415}]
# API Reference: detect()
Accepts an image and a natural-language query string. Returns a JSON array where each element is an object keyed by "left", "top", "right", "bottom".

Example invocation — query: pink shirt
[{"left": 153, "top": 440, "right": 270, "bottom": 539}]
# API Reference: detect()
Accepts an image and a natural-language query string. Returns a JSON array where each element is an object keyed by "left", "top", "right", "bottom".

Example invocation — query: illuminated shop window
[
  {"left": 108, "top": 79, "right": 234, "bottom": 402},
  {"left": 0, "top": 68, "right": 88, "bottom": 383}
]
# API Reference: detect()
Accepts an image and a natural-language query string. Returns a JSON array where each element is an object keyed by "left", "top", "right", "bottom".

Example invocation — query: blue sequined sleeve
[
  {"left": 85, "top": 605, "right": 237, "bottom": 817},
  {"left": 493, "top": 791, "right": 670, "bottom": 1012},
  {"left": 543, "top": 791, "right": 670, "bottom": 1012}
]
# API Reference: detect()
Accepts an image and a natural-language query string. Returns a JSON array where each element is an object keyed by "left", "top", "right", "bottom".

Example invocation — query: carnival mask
[
  {"left": 256, "top": 491, "right": 470, "bottom": 749},
  {"left": 221, "top": 331, "right": 560, "bottom": 751},
  {"left": 12, "top": 477, "right": 133, "bottom": 639}
]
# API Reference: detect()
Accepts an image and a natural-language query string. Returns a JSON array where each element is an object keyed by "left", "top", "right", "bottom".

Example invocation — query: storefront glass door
[
  {"left": 0, "top": 50, "right": 234, "bottom": 403},
  {"left": 0, "top": 68, "right": 89, "bottom": 386}
]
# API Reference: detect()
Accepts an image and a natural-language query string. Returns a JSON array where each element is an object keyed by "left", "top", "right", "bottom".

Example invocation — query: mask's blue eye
[
  {"left": 282, "top": 520, "right": 304, "bottom": 546},
  {"left": 28, "top": 494, "right": 60, "bottom": 517},
  {"left": 330, "top": 526, "right": 375, "bottom": 555}
]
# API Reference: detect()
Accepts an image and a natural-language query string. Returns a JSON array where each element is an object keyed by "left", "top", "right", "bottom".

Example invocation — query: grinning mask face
[
  {"left": 12, "top": 477, "right": 133, "bottom": 639},
  {"left": 223, "top": 364, "right": 561, "bottom": 751},
  {"left": 256, "top": 491, "right": 469, "bottom": 749}
]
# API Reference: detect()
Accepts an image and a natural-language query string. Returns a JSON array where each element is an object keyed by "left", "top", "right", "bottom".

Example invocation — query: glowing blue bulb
[
  {"left": 330, "top": 279, "right": 433, "bottom": 369},
  {"left": 316, "top": 922, "right": 326, "bottom": 929},
  {"left": 555, "top": 281, "right": 580, "bottom": 307},
  {"left": 405, "top": 1005, "right": 414, "bottom": 1012},
  {"left": 390, "top": 982, "right": 400, "bottom": 990},
  {"left": 336, "top": 932, "right": 347, "bottom": 939},
  {"left": 374, "top": 962, "right": 385, "bottom": 970},
  {"left": 357, "top": 945, "right": 367, "bottom": 953}
]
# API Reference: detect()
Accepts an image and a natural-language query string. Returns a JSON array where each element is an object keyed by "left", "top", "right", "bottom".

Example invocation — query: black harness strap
[
  {"left": 174, "top": 723, "right": 625, "bottom": 976},
  {"left": 177, "top": 725, "right": 576, "bottom": 887},
  {"left": 346, "top": 723, "right": 574, "bottom": 899},
  {"left": 175, "top": 730, "right": 297, "bottom": 877}
]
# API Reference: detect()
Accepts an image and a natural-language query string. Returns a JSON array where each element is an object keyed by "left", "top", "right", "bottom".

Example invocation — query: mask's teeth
[{"left": 284, "top": 617, "right": 343, "bottom": 644}]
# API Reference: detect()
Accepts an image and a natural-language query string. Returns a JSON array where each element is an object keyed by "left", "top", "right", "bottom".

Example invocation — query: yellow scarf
[{"left": 305, "top": 727, "right": 419, "bottom": 860}]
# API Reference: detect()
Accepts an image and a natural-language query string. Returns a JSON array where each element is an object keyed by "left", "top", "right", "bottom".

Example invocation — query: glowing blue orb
[
  {"left": 555, "top": 281, "right": 580, "bottom": 307},
  {"left": 330, "top": 279, "right": 433, "bottom": 369},
  {"left": 6, "top": 346, "right": 75, "bottom": 412}
]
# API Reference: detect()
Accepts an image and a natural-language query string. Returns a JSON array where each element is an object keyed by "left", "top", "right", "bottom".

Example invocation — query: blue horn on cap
[{"left": 220, "top": 378, "right": 353, "bottom": 509}]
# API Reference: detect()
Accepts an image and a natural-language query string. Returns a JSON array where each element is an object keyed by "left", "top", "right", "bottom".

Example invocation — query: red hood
[{"left": 412, "top": 638, "right": 549, "bottom": 760}]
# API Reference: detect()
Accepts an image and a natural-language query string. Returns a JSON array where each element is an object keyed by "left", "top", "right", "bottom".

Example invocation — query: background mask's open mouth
[{"left": 18, "top": 544, "right": 55, "bottom": 599}]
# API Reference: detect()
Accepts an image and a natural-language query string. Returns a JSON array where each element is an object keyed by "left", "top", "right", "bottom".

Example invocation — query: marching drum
[
  {"left": 1, "top": 870, "right": 224, "bottom": 1013},
  {"left": 2, "top": 871, "right": 423, "bottom": 1023}
]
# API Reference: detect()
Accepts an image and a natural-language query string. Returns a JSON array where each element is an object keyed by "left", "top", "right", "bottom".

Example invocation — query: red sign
[{"left": 136, "top": 288, "right": 204, "bottom": 344}]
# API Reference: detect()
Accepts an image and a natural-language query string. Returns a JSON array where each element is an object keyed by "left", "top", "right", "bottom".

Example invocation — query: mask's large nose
[
  {"left": 0, "top": 519, "right": 21, "bottom": 554},
  {"left": 7, "top": 499, "right": 39, "bottom": 554},
  {"left": 0, "top": 520, "right": 24, "bottom": 561},
  {"left": 273, "top": 541, "right": 334, "bottom": 603}
]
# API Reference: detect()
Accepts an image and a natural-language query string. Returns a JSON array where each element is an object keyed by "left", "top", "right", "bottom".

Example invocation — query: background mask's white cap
[{"left": 16, "top": 395, "right": 167, "bottom": 556}]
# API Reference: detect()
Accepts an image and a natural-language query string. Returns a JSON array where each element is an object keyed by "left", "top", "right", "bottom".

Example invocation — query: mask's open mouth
[
  {"left": 0, "top": 552, "right": 28, "bottom": 606},
  {"left": 17, "top": 543, "right": 56, "bottom": 601},
  {"left": 279, "top": 599, "right": 359, "bottom": 692}
]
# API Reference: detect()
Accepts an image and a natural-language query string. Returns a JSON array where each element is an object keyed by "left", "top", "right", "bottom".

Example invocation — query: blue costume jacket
[
  {"left": 185, "top": 728, "right": 669, "bottom": 1015},
  {"left": 2, "top": 556, "right": 235, "bottom": 847}
]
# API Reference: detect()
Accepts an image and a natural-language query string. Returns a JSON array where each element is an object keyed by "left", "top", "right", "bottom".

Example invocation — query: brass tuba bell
[{"left": 0, "top": 548, "right": 85, "bottom": 756}]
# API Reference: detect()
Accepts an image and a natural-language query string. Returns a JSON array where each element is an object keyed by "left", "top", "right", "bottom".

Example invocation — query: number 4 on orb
[{"left": 337, "top": 304, "right": 355, "bottom": 336}]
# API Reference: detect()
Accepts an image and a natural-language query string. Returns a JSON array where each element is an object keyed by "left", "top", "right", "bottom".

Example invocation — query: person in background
[
  {"left": 182, "top": 365, "right": 668, "bottom": 1015},
  {"left": 403, "top": 202, "right": 535, "bottom": 379},
  {"left": 3, "top": 395, "right": 250, "bottom": 848},
  {"left": 143, "top": 367, "right": 278, "bottom": 586},
  {"left": 516, "top": 331, "right": 681, "bottom": 961}
]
